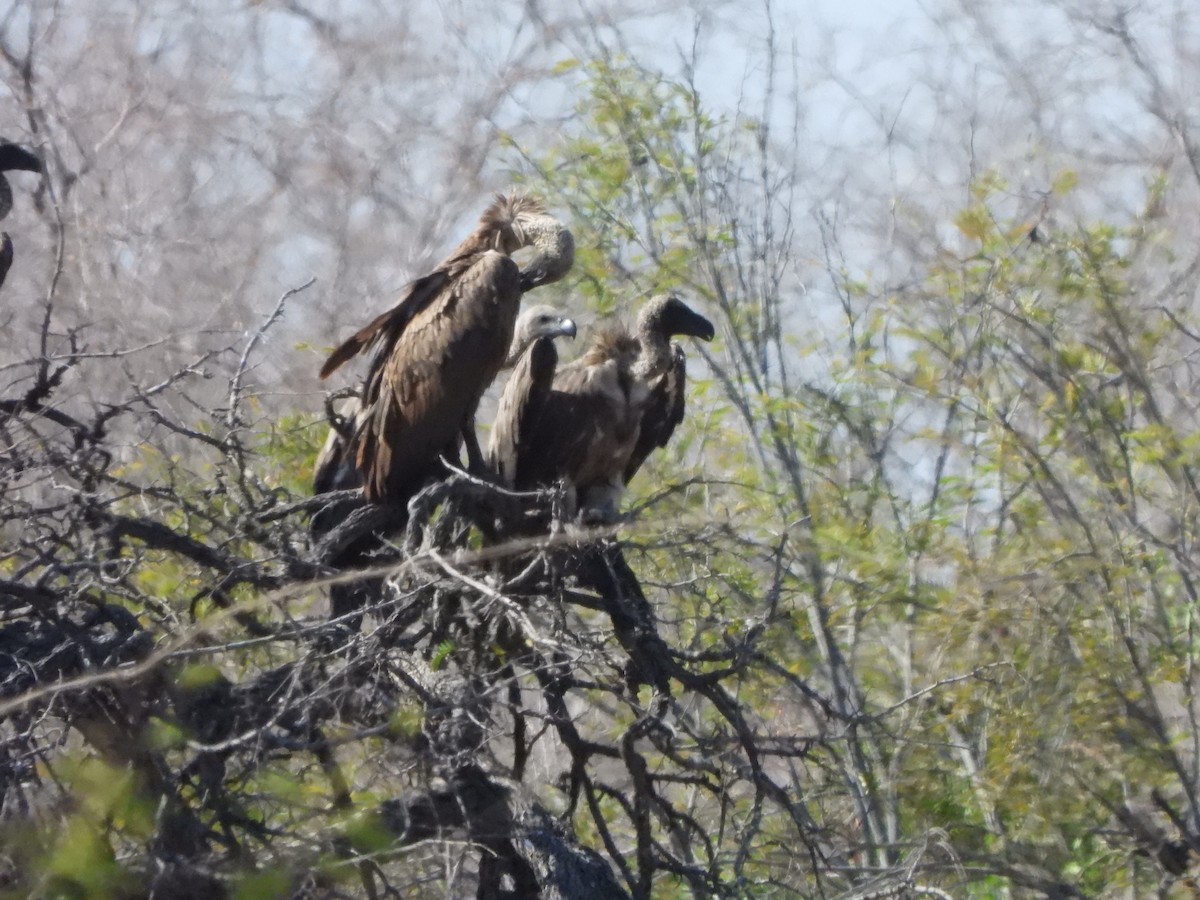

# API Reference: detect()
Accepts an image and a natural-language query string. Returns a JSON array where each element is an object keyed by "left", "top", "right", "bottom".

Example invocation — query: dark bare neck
[{"left": 634, "top": 317, "right": 673, "bottom": 378}]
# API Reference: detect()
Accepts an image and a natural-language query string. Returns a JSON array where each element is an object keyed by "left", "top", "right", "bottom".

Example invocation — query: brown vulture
[
  {"left": 623, "top": 293, "right": 715, "bottom": 483},
  {"left": 318, "top": 191, "right": 574, "bottom": 507},
  {"left": 487, "top": 304, "right": 578, "bottom": 488},
  {"left": 316, "top": 306, "right": 577, "bottom": 501},
  {"left": 491, "top": 293, "right": 713, "bottom": 521},
  {"left": 312, "top": 396, "right": 366, "bottom": 500},
  {"left": 0, "top": 141, "right": 41, "bottom": 292}
]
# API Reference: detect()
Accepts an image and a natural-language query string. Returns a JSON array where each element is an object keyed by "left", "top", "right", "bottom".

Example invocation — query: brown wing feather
[
  {"left": 515, "top": 388, "right": 606, "bottom": 490},
  {"left": 488, "top": 337, "right": 559, "bottom": 487},
  {"left": 319, "top": 270, "right": 449, "bottom": 380},
  {"left": 517, "top": 352, "right": 641, "bottom": 493},
  {"left": 356, "top": 251, "right": 521, "bottom": 503},
  {"left": 313, "top": 397, "right": 363, "bottom": 496},
  {"left": 487, "top": 361, "right": 526, "bottom": 487},
  {"left": 624, "top": 344, "right": 686, "bottom": 484}
]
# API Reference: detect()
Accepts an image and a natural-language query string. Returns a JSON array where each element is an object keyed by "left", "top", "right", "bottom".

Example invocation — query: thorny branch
[{"left": 0, "top": 288, "right": 890, "bottom": 898}]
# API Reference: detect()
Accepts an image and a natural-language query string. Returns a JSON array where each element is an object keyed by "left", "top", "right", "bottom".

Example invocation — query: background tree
[{"left": 7, "top": 0, "right": 1200, "bottom": 897}]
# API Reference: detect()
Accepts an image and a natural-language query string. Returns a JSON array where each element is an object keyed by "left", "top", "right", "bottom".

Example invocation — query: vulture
[
  {"left": 622, "top": 293, "right": 715, "bottom": 483},
  {"left": 312, "top": 396, "right": 367, "bottom": 500},
  {"left": 0, "top": 141, "right": 41, "bottom": 292},
  {"left": 487, "top": 304, "right": 578, "bottom": 488},
  {"left": 491, "top": 293, "right": 714, "bottom": 522},
  {"left": 318, "top": 192, "right": 574, "bottom": 507},
  {"left": 316, "top": 305, "right": 577, "bottom": 503}
]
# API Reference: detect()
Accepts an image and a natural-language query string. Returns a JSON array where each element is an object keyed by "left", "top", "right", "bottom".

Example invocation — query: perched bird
[
  {"left": 314, "top": 307, "right": 578, "bottom": 521},
  {"left": 622, "top": 294, "right": 715, "bottom": 484},
  {"left": 487, "top": 305, "right": 578, "bottom": 488},
  {"left": 309, "top": 393, "right": 370, "bottom": 551},
  {"left": 0, "top": 141, "right": 41, "bottom": 291},
  {"left": 312, "top": 395, "right": 367, "bottom": 500},
  {"left": 319, "top": 192, "right": 574, "bottom": 507},
  {"left": 0, "top": 142, "right": 40, "bottom": 219},
  {"left": 493, "top": 294, "right": 714, "bottom": 522},
  {"left": 494, "top": 320, "right": 642, "bottom": 522}
]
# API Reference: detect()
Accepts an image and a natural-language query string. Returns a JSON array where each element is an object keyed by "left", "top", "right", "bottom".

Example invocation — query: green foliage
[
  {"left": 44, "top": 819, "right": 134, "bottom": 899},
  {"left": 234, "top": 868, "right": 294, "bottom": 900},
  {"left": 20, "top": 758, "right": 154, "bottom": 899},
  {"left": 524, "top": 63, "right": 1200, "bottom": 888},
  {"left": 430, "top": 639, "right": 455, "bottom": 671},
  {"left": 514, "top": 55, "right": 727, "bottom": 312},
  {"left": 19, "top": 49, "right": 1200, "bottom": 898},
  {"left": 878, "top": 172, "right": 1200, "bottom": 890}
]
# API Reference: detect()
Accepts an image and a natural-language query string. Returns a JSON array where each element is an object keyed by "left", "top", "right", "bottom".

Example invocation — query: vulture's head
[
  {"left": 0, "top": 141, "right": 41, "bottom": 222},
  {"left": 478, "top": 190, "right": 575, "bottom": 291},
  {"left": 641, "top": 294, "right": 716, "bottom": 342},
  {"left": 504, "top": 304, "right": 577, "bottom": 366},
  {"left": 516, "top": 304, "right": 577, "bottom": 342},
  {"left": 517, "top": 223, "right": 575, "bottom": 292}
]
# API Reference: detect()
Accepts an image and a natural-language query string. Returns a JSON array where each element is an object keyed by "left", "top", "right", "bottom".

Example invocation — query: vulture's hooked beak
[
  {"left": 683, "top": 309, "right": 716, "bottom": 342},
  {"left": 517, "top": 222, "right": 575, "bottom": 292},
  {"left": 559, "top": 317, "right": 578, "bottom": 340},
  {"left": 658, "top": 295, "right": 716, "bottom": 342},
  {"left": 518, "top": 263, "right": 544, "bottom": 293},
  {"left": 0, "top": 143, "right": 41, "bottom": 175}
]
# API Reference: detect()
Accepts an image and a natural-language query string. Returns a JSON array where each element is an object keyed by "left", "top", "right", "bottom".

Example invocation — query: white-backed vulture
[
  {"left": 309, "top": 394, "right": 370, "bottom": 546},
  {"left": 317, "top": 306, "right": 578, "bottom": 500},
  {"left": 314, "top": 308, "right": 579, "bottom": 510},
  {"left": 487, "top": 305, "right": 578, "bottom": 488},
  {"left": 498, "top": 322, "right": 644, "bottom": 521},
  {"left": 622, "top": 294, "right": 715, "bottom": 483},
  {"left": 0, "top": 141, "right": 41, "bottom": 292},
  {"left": 496, "top": 294, "right": 714, "bottom": 521},
  {"left": 312, "top": 396, "right": 366, "bottom": 499},
  {"left": 318, "top": 192, "right": 574, "bottom": 506}
]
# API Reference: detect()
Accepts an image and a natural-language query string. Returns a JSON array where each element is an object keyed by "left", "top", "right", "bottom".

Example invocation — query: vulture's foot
[
  {"left": 578, "top": 502, "right": 621, "bottom": 527},
  {"left": 577, "top": 483, "right": 624, "bottom": 527},
  {"left": 548, "top": 481, "right": 577, "bottom": 529}
]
